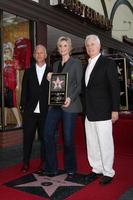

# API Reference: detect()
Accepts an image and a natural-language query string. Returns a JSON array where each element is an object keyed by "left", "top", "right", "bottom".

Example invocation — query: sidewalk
[{"left": 0, "top": 141, "right": 40, "bottom": 169}]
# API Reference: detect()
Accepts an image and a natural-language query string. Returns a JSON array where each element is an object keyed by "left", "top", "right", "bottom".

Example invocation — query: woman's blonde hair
[{"left": 57, "top": 36, "right": 72, "bottom": 51}]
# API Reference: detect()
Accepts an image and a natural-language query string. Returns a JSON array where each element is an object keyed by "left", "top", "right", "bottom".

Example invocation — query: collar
[
  {"left": 88, "top": 53, "right": 101, "bottom": 64},
  {"left": 36, "top": 63, "right": 46, "bottom": 69}
]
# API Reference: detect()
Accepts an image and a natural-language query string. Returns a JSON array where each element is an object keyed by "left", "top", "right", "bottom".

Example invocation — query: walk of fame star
[
  {"left": 52, "top": 77, "right": 64, "bottom": 89},
  {"left": 16, "top": 173, "right": 83, "bottom": 197},
  {"left": 5, "top": 171, "right": 89, "bottom": 199}
]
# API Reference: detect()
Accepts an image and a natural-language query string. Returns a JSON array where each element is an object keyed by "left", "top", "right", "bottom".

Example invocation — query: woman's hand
[
  {"left": 62, "top": 97, "right": 71, "bottom": 108},
  {"left": 47, "top": 72, "right": 52, "bottom": 81}
]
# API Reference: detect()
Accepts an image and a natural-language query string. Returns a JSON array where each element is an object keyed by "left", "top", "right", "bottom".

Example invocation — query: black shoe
[
  {"left": 36, "top": 169, "right": 45, "bottom": 176},
  {"left": 38, "top": 160, "right": 44, "bottom": 171},
  {"left": 85, "top": 172, "right": 101, "bottom": 182},
  {"left": 21, "top": 164, "right": 29, "bottom": 173},
  {"left": 67, "top": 172, "right": 75, "bottom": 179},
  {"left": 37, "top": 168, "right": 44, "bottom": 173},
  {"left": 47, "top": 172, "right": 59, "bottom": 177},
  {"left": 99, "top": 176, "right": 113, "bottom": 185},
  {"left": 38, "top": 170, "right": 58, "bottom": 177}
]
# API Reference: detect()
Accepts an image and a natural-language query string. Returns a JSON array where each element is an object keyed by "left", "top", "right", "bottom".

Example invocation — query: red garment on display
[
  {"left": 2, "top": 60, "right": 17, "bottom": 107},
  {"left": 4, "top": 60, "right": 17, "bottom": 90},
  {"left": 3, "top": 88, "right": 17, "bottom": 108},
  {"left": 13, "top": 38, "right": 31, "bottom": 70}
]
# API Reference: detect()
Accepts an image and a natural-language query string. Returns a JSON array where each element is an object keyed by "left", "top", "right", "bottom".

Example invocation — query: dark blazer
[
  {"left": 53, "top": 57, "right": 83, "bottom": 113},
  {"left": 20, "top": 64, "right": 51, "bottom": 117},
  {"left": 83, "top": 55, "right": 120, "bottom": 121}
]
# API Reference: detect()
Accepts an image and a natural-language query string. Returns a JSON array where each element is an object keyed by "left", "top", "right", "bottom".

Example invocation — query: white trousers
[{"left": 85, "top": 117, "right": 115, "bottom": 177}]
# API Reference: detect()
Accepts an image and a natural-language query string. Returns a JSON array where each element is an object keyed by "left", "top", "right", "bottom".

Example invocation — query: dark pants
[
  {"left": 22, "top": 113, "right": 46, "bottom": 165},
  {"left": 43, "top": 107, "right": 77, "bottom": 174}
]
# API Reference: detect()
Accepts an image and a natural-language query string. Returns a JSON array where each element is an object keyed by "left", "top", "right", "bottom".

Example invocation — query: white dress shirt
[
  {"left": 85, "top": 53, "right": 101, "bottom": 86},
  {"left": 34, "top": 63, "right": 46, "bottom": 113}
]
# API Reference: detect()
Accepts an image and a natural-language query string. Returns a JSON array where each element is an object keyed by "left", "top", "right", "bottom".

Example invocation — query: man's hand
[{"left": 112, "top": 111, "right": 119, "bottom": 123}]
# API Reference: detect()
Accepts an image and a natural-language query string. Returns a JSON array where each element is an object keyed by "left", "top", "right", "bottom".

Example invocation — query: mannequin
[{"left": 3, "top": 42, "right": 21, "bottom": 128}]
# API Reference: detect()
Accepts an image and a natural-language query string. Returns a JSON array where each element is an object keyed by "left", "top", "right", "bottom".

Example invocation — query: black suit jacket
[
  {"left": 20, "top": 64, "right": 51, "bottom": 117},
  {"left": 82, "top": 55, "right": 120, "bottom": 121}
]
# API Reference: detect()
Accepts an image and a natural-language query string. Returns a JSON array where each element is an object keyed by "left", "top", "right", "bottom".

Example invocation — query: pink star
[
  {"left": 16, "top": 173, "right": 83, "bottom": 197},
  {"left": 52, "top": 76, "right": 64, "bottom": 89}
]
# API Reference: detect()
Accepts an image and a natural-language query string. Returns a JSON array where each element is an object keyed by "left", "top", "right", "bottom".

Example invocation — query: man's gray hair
[
  {"left": 34, "top": 44, "right": 47, "bottom": 54},
  {"left": 85, "top": 34, "right": 101, "bottom": 46}
]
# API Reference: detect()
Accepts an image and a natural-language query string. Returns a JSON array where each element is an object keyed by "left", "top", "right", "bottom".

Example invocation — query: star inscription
[
  {"left": 15, "top": 173, "right": 83, "bottom": 197},
  {"left": 52, "top": 76, "right": 64, "bottom": 89}
]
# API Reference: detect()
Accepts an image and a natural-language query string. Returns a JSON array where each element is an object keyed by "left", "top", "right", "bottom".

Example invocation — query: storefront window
[
  {"left": 47, "top": 25, "right": 85, "bottom": 65},
  {"left": 0, "top": 11, "right": 32, "bottom": 130}
]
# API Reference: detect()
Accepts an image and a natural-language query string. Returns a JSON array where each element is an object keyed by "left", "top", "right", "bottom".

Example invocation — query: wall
[
  {"left": 112, "top": 4, "right": 133, "bottom": 41},
  {"left": 0, "top": 129, "right": 23, "bottom": 148},
  {"left": 80, "top": 0, "right": 104, "bottom": 15},
  {"left": 80, "top": 0, "right": 133, "bottom": 42}
]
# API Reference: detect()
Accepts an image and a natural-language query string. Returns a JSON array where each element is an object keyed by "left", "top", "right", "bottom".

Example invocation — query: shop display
[
  {"left": 0, "top": 12, "right": 31, "bottom": 129},
  {"left": 13, "top": 37, "right": 31, "bottom": 70},
  {"left": 1, "top": 42, "right": 21, "bottom": 127}
]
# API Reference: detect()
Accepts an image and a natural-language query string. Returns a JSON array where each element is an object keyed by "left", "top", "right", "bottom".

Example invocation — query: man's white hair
[
  {"left": 34, "top": 44, "right": 47, "bottom": 54},
  {"left": 85, "top": 34, "right": 101, "bottom": 46}
]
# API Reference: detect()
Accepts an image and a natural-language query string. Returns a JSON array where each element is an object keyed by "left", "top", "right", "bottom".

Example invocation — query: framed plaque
[
  {"left": 114, "top": 58, "right": 128, "bottom": 110},
  {"left": 48, "top": 73, "right": 68, "bottom": 105}
]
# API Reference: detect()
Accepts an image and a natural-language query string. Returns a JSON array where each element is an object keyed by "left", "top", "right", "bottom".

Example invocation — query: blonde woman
[{"left": 43, "top": 36, "right": 83, "bottom": 177}]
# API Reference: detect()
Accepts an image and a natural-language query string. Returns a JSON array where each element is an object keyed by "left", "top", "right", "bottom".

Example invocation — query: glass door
[{"left": 0, "top": 11, "right": 32, "bottom": 130}]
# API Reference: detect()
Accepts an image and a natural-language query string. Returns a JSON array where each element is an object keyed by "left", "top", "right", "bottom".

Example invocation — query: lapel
[
  {"left": 54, "top": 57, "right": 73, "bottom": 73},
  {"left": 41, "top": 64, "right": 49, "bottom": 86},
  {"left": 61, "top": 57, "right": 74, "bottom": 73},
  {"left": 87, "top": 55, "right": 103, "bottom": 87},
  {"left": 54, "top": 62, "right": 59, "bottom": 73},
  {"left": 83, "top": 64, "right": 88, "bottom": 88},
  {"left": 32, "top": 65, "right": 39, "bottom": 86}
]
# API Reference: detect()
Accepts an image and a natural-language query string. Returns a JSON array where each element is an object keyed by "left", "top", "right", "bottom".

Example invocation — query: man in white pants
[{"left": 83, "top": 35, "right": 120, "bottom": 185}]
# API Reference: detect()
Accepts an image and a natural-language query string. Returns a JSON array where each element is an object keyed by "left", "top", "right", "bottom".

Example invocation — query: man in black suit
[
  {"left": 20, "top": 45, "right": 51, "bottom": 172},
  {"left": 83, "top": 35, "right": 120, "bottom": 184}
]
